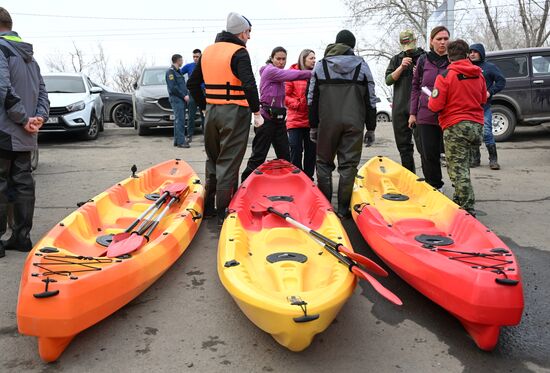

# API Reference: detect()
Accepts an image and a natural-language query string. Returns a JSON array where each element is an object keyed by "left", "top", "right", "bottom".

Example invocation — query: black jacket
[
  {"left": 187, "top": 31, "right": 260, "bottom": 112},
  {"left": 469, "top": 43, "right": 506, "bottom": 103},
  {"left": 384, "top": 48, "right": 424, "bottom": 118}
]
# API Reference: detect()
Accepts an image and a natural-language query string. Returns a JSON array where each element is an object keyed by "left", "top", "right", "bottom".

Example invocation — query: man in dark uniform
[
  {"left": 385, "top": 30, "right": 425, "bottom": 173},
  {"left": 187, "top": 12, "right": 262, "bottom": 225},
  {"left": 308, "top": 29, "right": 377, "bottom": 218},
  {"left": 166, "top": 54, "right": 190, "bottom": 148},
  {"left": 0, "top": 7, "right": 49, "bottom": 258}
]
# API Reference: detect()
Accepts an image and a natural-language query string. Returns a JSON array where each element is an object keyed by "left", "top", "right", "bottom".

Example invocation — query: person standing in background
[
  {"left": 240, "top": 46, "right": 311, "bottom": 182},
  {"left": 469, "top": 43, "right": 506, "bottom": 170},
  {"left": 385, "top": 30, "right": 424, "bottom": 174},
  {"left": 308, "top": 30, "right": 377, "bottom": 218},
  {"left": 187, "top": 12, "right": 262, "bottom": 225},
  {"left": 181, "top": 49, "right": 204, "bottom": 143},
  {"left": 0, "top": 7, "right": 49, "bottom": 258},
  {"left": 285, "top": 49, "right": 316, "bottom": 179},
  {"left": 166, "top": 53, "right": 190, "bottom": 148},
  {"left": 408, "top": 26, "right": 450, "bottom": 191}
]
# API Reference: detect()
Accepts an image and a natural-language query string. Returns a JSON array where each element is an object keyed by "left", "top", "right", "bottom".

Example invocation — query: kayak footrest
[{"left": 288, "top": 296, "right": 318, "bottom": 323}]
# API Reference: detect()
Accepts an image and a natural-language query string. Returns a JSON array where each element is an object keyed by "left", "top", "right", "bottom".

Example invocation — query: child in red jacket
[{"left": 428, "top": 39, "right": 487, "bottom": 216}]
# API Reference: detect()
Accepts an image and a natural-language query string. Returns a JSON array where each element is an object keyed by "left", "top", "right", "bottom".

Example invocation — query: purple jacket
[
  {"left": 259, "top": 63, "right": 311, "bottom": 119},
  {"left": 409, "top": 53, "right": 449, "bottom": 125}
]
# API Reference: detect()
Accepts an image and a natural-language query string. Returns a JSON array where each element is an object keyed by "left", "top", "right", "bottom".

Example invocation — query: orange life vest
[{"left": 202, "top": 42, "right": 249, "bottom": 107}]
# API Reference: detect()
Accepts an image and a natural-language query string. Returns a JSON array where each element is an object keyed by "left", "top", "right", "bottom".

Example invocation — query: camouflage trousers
[{"left": 443, "top": 121, "right": 483, "bottom": 213}]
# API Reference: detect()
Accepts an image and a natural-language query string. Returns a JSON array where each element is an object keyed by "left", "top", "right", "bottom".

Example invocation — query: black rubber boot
[
  {"left": 470, "top": 147, "right": 481, "bottom": 168},
  {"left": 203, "top": 185, "right": 217, "bottom": 219},
  {"left": 2, "top": 199, "right": 34, "bottom": 252},
  {"left": 215, "top": 189, "right": 233, "bottom": 226},
  {"left": 487, "top": 144, "right": 500, "bottom": 170}
]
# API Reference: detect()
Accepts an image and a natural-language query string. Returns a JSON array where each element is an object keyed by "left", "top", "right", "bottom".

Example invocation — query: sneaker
[
  {"left": 186, "top": 136, "right": 192, "bottom": 143},
  {"left": 176, "top": 143, "right": 190, "bottom": 148}
]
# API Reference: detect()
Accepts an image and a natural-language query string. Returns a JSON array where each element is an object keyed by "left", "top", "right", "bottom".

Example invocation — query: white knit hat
[{"left": 226, "top": 12, "right": 251, "bottom": 35}]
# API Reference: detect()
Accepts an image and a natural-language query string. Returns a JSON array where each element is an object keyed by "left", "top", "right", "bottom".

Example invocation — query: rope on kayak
[
  {"left": 422, "top": 246, "right": 519, "bottom": 285},
  {"left": 32, "top": 254, "right": 115, "bottom": 278}
]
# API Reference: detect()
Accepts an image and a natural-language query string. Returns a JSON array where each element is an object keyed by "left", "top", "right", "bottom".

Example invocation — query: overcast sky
[{"left": 4, "top": 0, "right": 361, "bottom": 80}]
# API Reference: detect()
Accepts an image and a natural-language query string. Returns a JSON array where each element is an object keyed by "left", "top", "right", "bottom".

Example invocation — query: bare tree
[
  {"left": 112, "top": 58, "right": 147, "bottom": 93},
  {"left": 45, "top": 52, "right": 68, "bottom": 73},
  {"left": 92, "top": 44, "right": 109, "bottom": 85}
]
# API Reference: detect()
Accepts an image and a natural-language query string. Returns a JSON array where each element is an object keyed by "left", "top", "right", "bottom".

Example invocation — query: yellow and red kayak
[
  {"left": 351, "top": 156, "right": 524, "bottom": 350},
  {"left": 17, "top": 159, "right": 204, "bottom": 362},
  {"left": 218, "top": 160, "right": 356, "bottom": 351}
]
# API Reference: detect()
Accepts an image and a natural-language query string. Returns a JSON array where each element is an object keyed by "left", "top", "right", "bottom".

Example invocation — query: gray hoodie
[{"left": 0, "top": 31, "right": 49, "bottom": 152}]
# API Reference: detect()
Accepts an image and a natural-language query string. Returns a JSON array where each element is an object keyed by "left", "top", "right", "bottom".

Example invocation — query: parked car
[
  {"left": 41, "top": 73, "right": 104, "bottom": 140},
  {"left": 93, "top": 83, "right": 133, "bottom": 127},
  {"left": 375, "top": 96, "right": 393, "bottom": 123},
  {"left": 132, "top": 66, "right": 203, "bottom": 136},
  {"left": 486, "top": 47, "right": 550, "bottom": 141}
]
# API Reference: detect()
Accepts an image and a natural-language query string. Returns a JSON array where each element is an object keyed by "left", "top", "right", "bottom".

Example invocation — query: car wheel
[
  {"left": 31, "top": 148, "right": 39, "bottom": 171},
  {"left": 82, "top": 113, "right": 100, "bottom": 140},
  {"left": 137, "top": 121, "right": 150, "bottom": 136},
  {"left": 376, "top": 113, "right": 390, "bottom": 123},
  {"left": 112, "top": 103, "right": 134, "bottom": 127},
  {"left": 492, "top": 105, "right": 516, "bottom": 142}
]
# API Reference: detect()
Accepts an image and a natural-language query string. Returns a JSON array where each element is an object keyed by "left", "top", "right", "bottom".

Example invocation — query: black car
[
  {"left": 486, "top": 47, "right": 550, "bottom": 141},
  {"left": 93, "top": 83, "right": 134, "bottom": 127}
]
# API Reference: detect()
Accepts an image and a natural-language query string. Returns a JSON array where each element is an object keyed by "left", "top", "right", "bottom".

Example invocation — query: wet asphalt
[{"left": 1, "top": 122, "right": 549, "bottom": 372}]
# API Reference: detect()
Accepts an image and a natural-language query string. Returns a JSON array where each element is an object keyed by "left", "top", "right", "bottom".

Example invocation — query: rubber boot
[
  {"left": 470, "top": 147, "right": 481, "bottom": 168},
  {"left": 215, "top": 189, "right": 233, "bottom": 226},
  {"left": 203, "top": 185, "right": 217, "bottom": 219},
  {"left": 487, "top": 144, "right": 500, "bottom": 170},
  {"left": 2, "top": 199, "right": 34, "bottom": 252}
]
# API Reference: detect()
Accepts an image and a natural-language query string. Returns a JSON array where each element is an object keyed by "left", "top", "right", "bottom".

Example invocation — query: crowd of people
[{"left": 0, "top": 6, "right": 507, "bottom": 259}]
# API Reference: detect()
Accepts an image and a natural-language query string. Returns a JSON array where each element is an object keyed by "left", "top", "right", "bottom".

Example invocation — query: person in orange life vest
[
  {"left": 428, "top": 39, "right": 487, "bottom": 216},
  {"left": 240, "top": 46, "right": 312, "bottom": 182},
  {"left": 285, "top": 49, "right": 316, "bottom": 179},
  {"left": 187, "top": 12, "right": 261, "bottom": 225}
]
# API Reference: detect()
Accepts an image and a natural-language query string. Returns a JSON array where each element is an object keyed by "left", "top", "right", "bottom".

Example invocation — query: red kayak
[{"left": 351, "top": 156, "right": 524, "bottom": 350}]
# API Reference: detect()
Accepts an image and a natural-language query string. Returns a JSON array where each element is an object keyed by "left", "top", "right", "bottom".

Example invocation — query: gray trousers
[
  {"left": 203, "top": 104, "right": 251, "bottom": 217},
  {"left": 316, "top": 120, "right": 363, "bottom": 215}
]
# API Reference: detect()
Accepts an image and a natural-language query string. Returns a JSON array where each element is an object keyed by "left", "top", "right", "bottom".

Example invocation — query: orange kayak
[{"left": 17, "top": 159, "right": 204, "bottom": 362}]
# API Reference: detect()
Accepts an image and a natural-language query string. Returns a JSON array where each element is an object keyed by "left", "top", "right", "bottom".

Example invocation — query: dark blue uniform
[{"left": 166, "top": 66, "right": 189, "bottom": 146}]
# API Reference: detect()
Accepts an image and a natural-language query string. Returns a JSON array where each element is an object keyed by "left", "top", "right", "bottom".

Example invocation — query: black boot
[
  {"left": 470, "top": 147, "right": 481, "bottom": 167},
  {"left": 487, "top": 144, "right": 500, "bottom": 170},
  {"left": 215, "top": 189, "right": 233, "bottom": 226},
  {"left": 2, "top": 199, "right": 34, "bottom": 252},
  {"left": 0, "top": 204, "right": 6, "bottom": 258}
]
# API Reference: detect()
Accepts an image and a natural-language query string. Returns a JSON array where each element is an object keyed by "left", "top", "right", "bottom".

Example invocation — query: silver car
[{"left": 132, "top": 67, "right": 174, "bottom": 136}]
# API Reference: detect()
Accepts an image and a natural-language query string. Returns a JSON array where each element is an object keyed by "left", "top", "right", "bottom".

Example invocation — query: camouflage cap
[{"left": 399, "top": 30, "right": 417, "bottom": 51}]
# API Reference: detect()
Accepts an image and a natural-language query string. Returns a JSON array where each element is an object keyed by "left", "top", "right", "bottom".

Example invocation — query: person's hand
[
  {"left": 23, "top": 118, "right": 39, "bottom": 133},
  {"left": 364, "top": 130, "right": 375, "bottom": 147},
  {"left": 408, "top": 114, "right": 417, "bottom": 129},
  {"left": 253, "top": 112, "right": 264, "bottom": 127},
  {"left": 401, "top": 57, "right": 412, "bottom": 68},
  {"left": 34, "top": 117, "right": 44, "bottom": 129},
  {"left": 309, "top": 128, "right": 318, "bottom": 143},
  {"left": 184, "top": 95, "right": 190, "bottom": 103}
]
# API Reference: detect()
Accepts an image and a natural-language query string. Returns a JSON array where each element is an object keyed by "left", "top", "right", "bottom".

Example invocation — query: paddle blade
[
  {"left": 110, "top": 232, "right": 131, "bottom": 244},
  {"left": 160, "top": 183, "right": 188, "bottom": 196},
  {"left": 337, "top": 246, "right": 388, "bottom": 277},
  {"left": 106, "top": 233, "right": 147, "bottom": 258},
  {"left": 351, "top": 266, "right": 403, "bottom": 306}
]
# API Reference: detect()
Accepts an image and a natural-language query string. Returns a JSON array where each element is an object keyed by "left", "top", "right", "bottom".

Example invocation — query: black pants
[
  {"left": 288, "top": 127, "right": 316, "bottom": 179},
  {"left": 417, "top": 124, "right": 444, "bottom": 189},
  {"left": 392, "top": 111, "right": 422, "bottom": 173},
  {"left": 203, "top": 104, "right": 251, "bottom": 219},
  {"left": 241, "top": 117, "right": 290, "bottom": 182},
  {"left": 0, "top": 150, "right": 35, "bottom": 251}
]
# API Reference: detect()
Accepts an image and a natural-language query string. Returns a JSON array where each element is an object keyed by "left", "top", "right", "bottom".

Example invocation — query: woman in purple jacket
[
  {"left": 241, "top": 46, "right": 312, "bottom": 182},
  {"left": 408, "top": 26, "right": 450, "bottom": 190}
]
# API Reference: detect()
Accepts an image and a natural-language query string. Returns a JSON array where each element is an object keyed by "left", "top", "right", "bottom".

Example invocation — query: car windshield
[
  {"left": 141, "top": 69, "right": 167, "bottom": 86},
  {"left": 44, "top": 76, "right": 86, "bottom": 93}
]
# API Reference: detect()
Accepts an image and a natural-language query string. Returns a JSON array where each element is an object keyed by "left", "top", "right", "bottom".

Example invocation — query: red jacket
[
  {"left": 285, "top": 64, "right": 310, "bottom": 129},
  {"left": 428, "top": 59, "right": 487, "bottom": 130}
]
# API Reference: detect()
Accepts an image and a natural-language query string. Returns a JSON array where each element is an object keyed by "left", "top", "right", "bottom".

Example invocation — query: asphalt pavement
[{"left": 1, "top": 122, "right": 549, "bottom": 372}]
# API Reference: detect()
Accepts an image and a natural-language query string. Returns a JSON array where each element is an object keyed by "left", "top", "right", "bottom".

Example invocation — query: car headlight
[{"left": 66, "top": 101, "right": 85, "bottom": 112}]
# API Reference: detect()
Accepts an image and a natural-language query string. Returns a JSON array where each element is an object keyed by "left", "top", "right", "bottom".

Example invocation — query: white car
[
  {"left": 376, "top": 96, "right": 393, "bottom": 123},
  {"left": 41, "top": 73, "right": 104, "bottom": 140}
]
